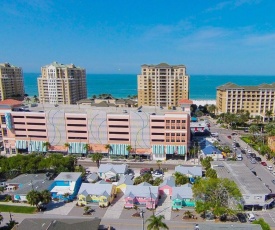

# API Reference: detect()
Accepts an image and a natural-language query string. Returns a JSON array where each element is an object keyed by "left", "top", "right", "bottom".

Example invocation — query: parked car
[
  {"left": 272, "top": 171, "right": 275, "bottom": 176},
  {"left": 227, "top": 135, "right": 232, "bottom": 139},
  {"left": 267, "top": 166, "right": 273, "bottom": 171},
  {"left": 241, "top": 150, "right": 246, "bottom": 154},
  {"left": 255, "top": 157, "right": 262, "bottom": 162},
  {"left": 272, "top": 179, "right": 275, "bottom": 185},
  {"left": 235, "top": 143, "right": 240, "bottom": 147},
  {"left": 250, "top": 159, "right": 256, "bottom": 164},
  {"left": 251, "top": 153, "right": 256, "bottom": 158},
  {"left": 126, "top": 169, "right": 135, "bottom": 177},
  {"left": 140, "top": 168, "right": 151, "bottom": 176},
  {"left": 247, "top": 213, "right": 256, "bottom": 222},
  {"left": 231, "top": 132, "right": 238, "bottom": 135},
  {"left": 153, "top": 170, "right": 164, "bottom": 177},
  {"left": 237, "top": 213, "right": 247, "bottom": 223},
  {"left": 261, "top": 162, "right": 267, "bottom": 166}
]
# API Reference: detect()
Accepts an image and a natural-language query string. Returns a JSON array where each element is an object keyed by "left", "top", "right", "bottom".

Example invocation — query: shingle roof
[
  {"left": 13, "top": 180, "right": 53, "bottom": 195},
  {"left": 159, "top": 176, "right": 175, "bottom": 188},
  {"left": 178, "top": 99, "right": 193, "bottom": 104},
  {"left": 7, "top": 174, "right": 47, "bottom": 185},
  {"left": 15, "top": 218, "right": 101, "bottom": 230},
  {"left": 172, "top": 184, "right": 193, "bottom": 200},
  {"left": 175, "top": 166, "right": 202, "bottom": 177},
  {"left": 117, "top": 175, "right": 134, "bottom": 186},
  {"left": 0, "top": 99, "right": 23, "bottom": 106},
  {"left": 124, "top": 185, "right": 159, "bottom": 199},
  {"left": 217, "top": 82, "right": 275, "bottom": 90},
  {"left": 54, "top": 172, "right": 81, "bottom": 182},
  {"left": 78, "top": 183, "right": 114, "bottom": 198},
  {"left": 98, "top": 163, "right": 128, "bottom": 174},
  {"left": 86, "top": 173, "right": 99, "bottom": 182}
]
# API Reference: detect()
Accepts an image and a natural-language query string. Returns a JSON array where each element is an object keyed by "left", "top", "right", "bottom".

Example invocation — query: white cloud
[{"left": 205, "top": 0, "right": 261, "bottom": 12}]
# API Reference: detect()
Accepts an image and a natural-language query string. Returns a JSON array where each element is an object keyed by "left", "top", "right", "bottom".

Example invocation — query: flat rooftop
[
  {"left": 212, "top": 161, "right": 270, "bottom": 195},
  {"left": 16, "top": 103, "right": 186, "bottom": 115}
]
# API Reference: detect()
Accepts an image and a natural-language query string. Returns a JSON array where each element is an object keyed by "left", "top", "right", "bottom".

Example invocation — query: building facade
[
  {"left": 38, "top": 62, "right": 87, "bottom": 105},
  {"left": 0, "top": 100, "right": 191, "bottom": 160},
  {"left": 0, "top": 63, "right": 25, "bottom": 101},
  {"left": 216, "top": 82, "right": 275, "bottom": 120},
  {"left": 138, "top": 63, "right": 189, "bottom": 107}
]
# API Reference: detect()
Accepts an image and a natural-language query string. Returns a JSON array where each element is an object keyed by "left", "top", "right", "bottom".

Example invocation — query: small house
[
  {"left": 49, "top": 172, "right": 82, "bottom": 201},
  {"left": 98, "top": 163, "right": 128, "bottom": 182},
  {"left": 86, "top": 172, "right": 99, "bottom": 183},
  {"left": 78, "top": 183, "right": 116, "bottom": 207},
  {"left": 116, "top": 175, "right": 134, "bottom": 194},
  {"left": 124, "top": 183, "right": 159, "bottom": 209},
  {"left": 172, "top": 184, "right": 195, "bottom": 210},
  {"left": 175, "top": 165, "right": 202, "bottom": 178},
  {"left": 158, "top": 176, "right": 175, "bottom": 196}
]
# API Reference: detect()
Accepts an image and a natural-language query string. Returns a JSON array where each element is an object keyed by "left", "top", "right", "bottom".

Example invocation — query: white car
[
  {"left": 247, "top": 213, "right": 256, "bottom": 222},
  {"left": 267, "top": 166, "right": 273, "bottom": 171},
  {"left": 272, "top": 171, "right": 275, "bottom": 176},
  {"left": 248, "top": 149, "right": 252, "bottom": 154}
]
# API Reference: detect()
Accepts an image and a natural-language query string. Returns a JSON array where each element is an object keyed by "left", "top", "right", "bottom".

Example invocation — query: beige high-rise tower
[
  {"left": 0, "top": 63, "right": 25, "bottom": 101},
  {"left": 138, "top": 63, "right": 189, "bottom": 107},
  {"left": 38, "top": 62, "right": 87, "bottom": 105}
]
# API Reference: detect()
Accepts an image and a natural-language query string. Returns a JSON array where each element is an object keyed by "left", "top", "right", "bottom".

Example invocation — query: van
[
  {"left": 247, "top": 213, "right": 256, "bottom": 222},
  {"left": 237, "top": 155, "right": 243, "bottom": 161}
]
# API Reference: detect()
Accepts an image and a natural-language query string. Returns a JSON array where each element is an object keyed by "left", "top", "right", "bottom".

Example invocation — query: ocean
[{"left": 23, "top": 74, "right": 275, "bottom": 100}]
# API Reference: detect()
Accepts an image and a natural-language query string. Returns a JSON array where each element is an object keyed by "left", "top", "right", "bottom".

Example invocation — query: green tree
[
  {"left": 83, "top": 143, "right": 90, "bottom": 154},
  {"left": 146, "top": 215, "right": 169, "bottom": 230},
  {"left": 207, "top": 104, "right": 216, "bottom": 115},
  {"left": 173, "top": 172, "right": 188, "bottom": 186},
  {"left": 254, "top": 115, "right": 262, "bottom": 124},
  {"left": 91, "top": 152, "right": 103, "bottom": 168},
  {"left": 265, "top": 110, "right": 273, "bottom": 123},
  {"left": 105, "top": 144, "right": 112, "bottom": 159},
  {"left": 265, "top": 123, "right": 275, "bottom": 136},
  {"left": 0, "top": 213, "right": 3, "bottom": 225},
  {"left": 252, "top": 218, "right": 271, "bottom": 230},
  {"left": 249, "top": 125, "right": 259, "bottom": 141},
  {"left": 64, "top": 142, "right": 70, "bottom": 154},
  {"left": 193, "top": 178, "right": 242, "bottom": 216},
  {"left": 40, "top": 190, "right": 52, "bottom": 205},
  {"left": 42, "top": 142, "right": 51, "bottom": 152},
  {"left": 134, "top": 176, "right": 143, "bottom": 185},
  {"left": 156, "top": 160, "right": 162, "bottom": 170},
  {"left": 201, "top": 157, "right": 213, "bottom": 170},
  {"left": 26, "top": 190, "right": 41, "bottom": 208},
  {"left": 33, "top": 95, "right": 39, "bottom": 103},
  {"left": 142, "top": 173, "right": 153, "bottom": 184},
  {"left": 25, "top": 97, "right": 31, "bottom": 104},
  {"left": 126, "top": 145, "right": 132, "bottom": 156},
  {"left": 205, "top": 168, "right": 217, "bottom": 178},
  {"left": 153, "top": 177, "right": 163, "bottom": 186}
]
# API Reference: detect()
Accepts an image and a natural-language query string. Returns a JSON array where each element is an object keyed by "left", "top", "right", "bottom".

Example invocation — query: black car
[
  {"left": 255, "top": 157, "right": 262, "bottom": 162},
  {"left": 241, "top": 150, "right": 246, "bottom": 154},
  {"left": 251, "top": 153, "right": 256, "bottom": 158},
  {"left": 235, "top": 143, "right": 240, "bottom": 147},
  {"left": 237, "top": 213, "right": 247, "bottom": 223}
]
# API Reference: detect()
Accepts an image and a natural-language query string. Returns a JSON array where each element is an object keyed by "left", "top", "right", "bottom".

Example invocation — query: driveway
[
  {"left": 155, "top": 195, "right": 171, "bottom": 220},
  {"left": 43, "top": 200, "right": 76, "bottom": 215},
  {"left": 103, "top": 193, "right": 124, "bottom": 219}
]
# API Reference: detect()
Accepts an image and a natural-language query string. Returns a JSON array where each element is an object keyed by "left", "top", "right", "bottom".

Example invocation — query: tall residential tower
[
  {"left": 138, "top": 63, "right": 189, "bottom": 107},
  {"left": 0, "top": 63, "right": 24, "bottom": 101},
  {"left": 38, "top": 62, "right": 87, "bottom": 105}
]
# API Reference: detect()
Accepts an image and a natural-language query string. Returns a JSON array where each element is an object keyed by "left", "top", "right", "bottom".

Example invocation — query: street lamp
[{"left": 139, "top": 208, "right": 145, "bottom": 230}]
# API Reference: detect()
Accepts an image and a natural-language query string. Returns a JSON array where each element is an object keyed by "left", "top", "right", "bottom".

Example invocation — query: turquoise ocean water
[{"left": 23, "top": 74, "right": 275, "bottom": 100}]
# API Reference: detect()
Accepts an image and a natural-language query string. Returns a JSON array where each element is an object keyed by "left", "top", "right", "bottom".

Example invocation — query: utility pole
[{"left": 140, "top": 209, "right": 145, "bottom": 230}]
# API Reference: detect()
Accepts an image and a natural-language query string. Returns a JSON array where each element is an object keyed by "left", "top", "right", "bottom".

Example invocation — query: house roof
[
  {"left": 7, "top": 174, "right": 47, "bottom": 185},
  {"left": 78, "top": 183, "right": 114, "bottom": 197},
  {"left": 96, "top": 180, "right": 110, "bottom": 184},
  {"left": 138, "top": 182, "right": 152, "bottom": 186},
  {"left": 98, "top": 163, "right": 128, "bottom": 174},
  {"left": 172, "top": 184, "right": 193, "bottom": 200},
  {"left": 201, "top": 144, "right": 222, "bottom": 155},
  {"left": 0, "top": 99, "right": 23, "bottom": 106},
  {"left": 175, "top": 165, "right": 202, "bottom": 177},
  {"left": 54, "top": 172, "right": 81, "bottom": 182},
  {"left": 86, "top": 173, "right": 99, "bottom": 182},
  {"left": 124, "top": 185, "right": 159, "bottom": 199},
  {"left": 117, "top": 175, "right": 134, "bottom": 186},
  {"left": 159, "top": 176, "right": 175, "bottom": 188},
  {"left": 178, "top": 99, "right": 193, "bottom": 104},
  {"left": 14, "top": 218, "right": 101, "bottom": 230},
  {"left": 13, "top": 180, "right": 53, "bottom": 195}
]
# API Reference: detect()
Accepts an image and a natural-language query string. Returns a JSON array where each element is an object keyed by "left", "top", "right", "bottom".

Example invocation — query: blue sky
[{"left": 1, "top": 0, "right": 275, "bottom": 74}]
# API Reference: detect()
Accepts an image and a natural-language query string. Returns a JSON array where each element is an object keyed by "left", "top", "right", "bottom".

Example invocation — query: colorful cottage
[
  {"left": 172, "top": 184, "right": 195, "bottom": 210},
  {"left": 159, "top": 176, "right": 175, "bottom": 196},
  {"left": 175, "top": 165, "right": 202, "bottom": 178},
  {"left": 116, "top": 175, "right": 134, "bottom": 194},
  {"left": 124, "top": 182, "right": 159, "bottom": 209},
  {"left": 78, "top": 183, "right": 116, "bottom": 207},
  {"left": 98, "top": 163, "right": 128, "bottom": 182},
  {"left": 49, "top": 172, "right": 82, "bottom": 201}
]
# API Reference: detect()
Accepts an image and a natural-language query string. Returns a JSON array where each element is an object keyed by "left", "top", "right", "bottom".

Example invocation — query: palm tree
[
  {"left": 26, "top": 190, "right": 41, "bottom": 208},
  {"left": 40, "top": 190, "right": 52, "bottom": 205},
  {"left": 254, "top": 115, "right": 262, "bottom": 124},
  {"left": 64, "top": 142, "right": 70, "bottom": 154},
  {"left": 265, "top": 123, "right": 275, "bottom": 136},
  {"left": 105, "top": 144, "right": 112, "bottom": 159},
  {"left": 265, "top": 110, "right": 273, "bottom": 123},
  {"left": 33, "top": 95, "right": 40, "bottom": 103},
  {"left": 146, "top": 215, "right": 169, "bottom": 230},
  {"left": 126, "top": 145, "right": 132, "bottom": 156},
  {"left": 249, "top": 125, "right": 259, "bottom": 142},
  {"left": 83, "top": 143, "right": 90, "bottom": 155},
  {"left": 42, "top": 142, "right": 51, "bottom": 152},
  {"left": 91, "top": 152, "right": 103, "bottom": 168},
  {"left": 156, "top": 160, "right": 162, "bottom": 170},
  {"left": 207, "top": 104, "right": 216, "bottom": 115},
  {"left": 25, "top": 97, "right": 31, "bottom": 104},
  {"left": 0, "top": 214, "right": 3, "bottom": 225}
]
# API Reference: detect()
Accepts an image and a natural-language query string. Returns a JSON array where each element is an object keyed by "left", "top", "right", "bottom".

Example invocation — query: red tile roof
[
  {"left": 178, "top": 99, "right": 193, "bottom": 104},
  {"left": 0, "top": 99, "right": 23, "bottom": 106}
]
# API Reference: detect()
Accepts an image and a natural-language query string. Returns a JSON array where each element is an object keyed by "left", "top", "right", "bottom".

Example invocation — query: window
[
  {"left": 1, "top": 116, "right": 6, "bottom": 124},
  {"left": 66, "top": 117, "right": 86, "bottom": 121},
  {"left": 108, "top": 119, "right": 128, "bottom": 121},
  {"left": 2, "top": 128, "right": 7, "bottom": 137}
]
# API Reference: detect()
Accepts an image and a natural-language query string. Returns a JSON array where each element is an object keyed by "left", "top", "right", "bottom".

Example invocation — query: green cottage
[{"left": 172, "top": 184, "right": 195, "bottom": 210}]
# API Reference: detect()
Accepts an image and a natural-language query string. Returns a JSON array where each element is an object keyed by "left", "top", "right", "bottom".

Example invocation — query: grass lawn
[{"left": 0, "top": 204, "right": 36, "bottom": 214}]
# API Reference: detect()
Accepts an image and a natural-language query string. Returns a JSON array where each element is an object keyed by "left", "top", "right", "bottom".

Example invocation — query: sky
[{"left": 1, "top": 0, "right": 275, "bottom": 74}]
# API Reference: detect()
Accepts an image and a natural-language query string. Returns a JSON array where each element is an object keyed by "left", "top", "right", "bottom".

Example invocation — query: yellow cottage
[{"left": 78, "top": 183, "right": 116, "bottom": 207}]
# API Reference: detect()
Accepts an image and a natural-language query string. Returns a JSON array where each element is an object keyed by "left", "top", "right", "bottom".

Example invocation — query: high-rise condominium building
[
  {"left": 216, "top": 82, "right": 275, "bottom": 120},
  {"left": 38, "top": 62, "right": 87, "bottom": 105},
  {"left": 138, "top": 63, "right": 189, "bottom": 107},
  {"left": 0, "top": 63, "right": 24, "bottom": 101}
]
